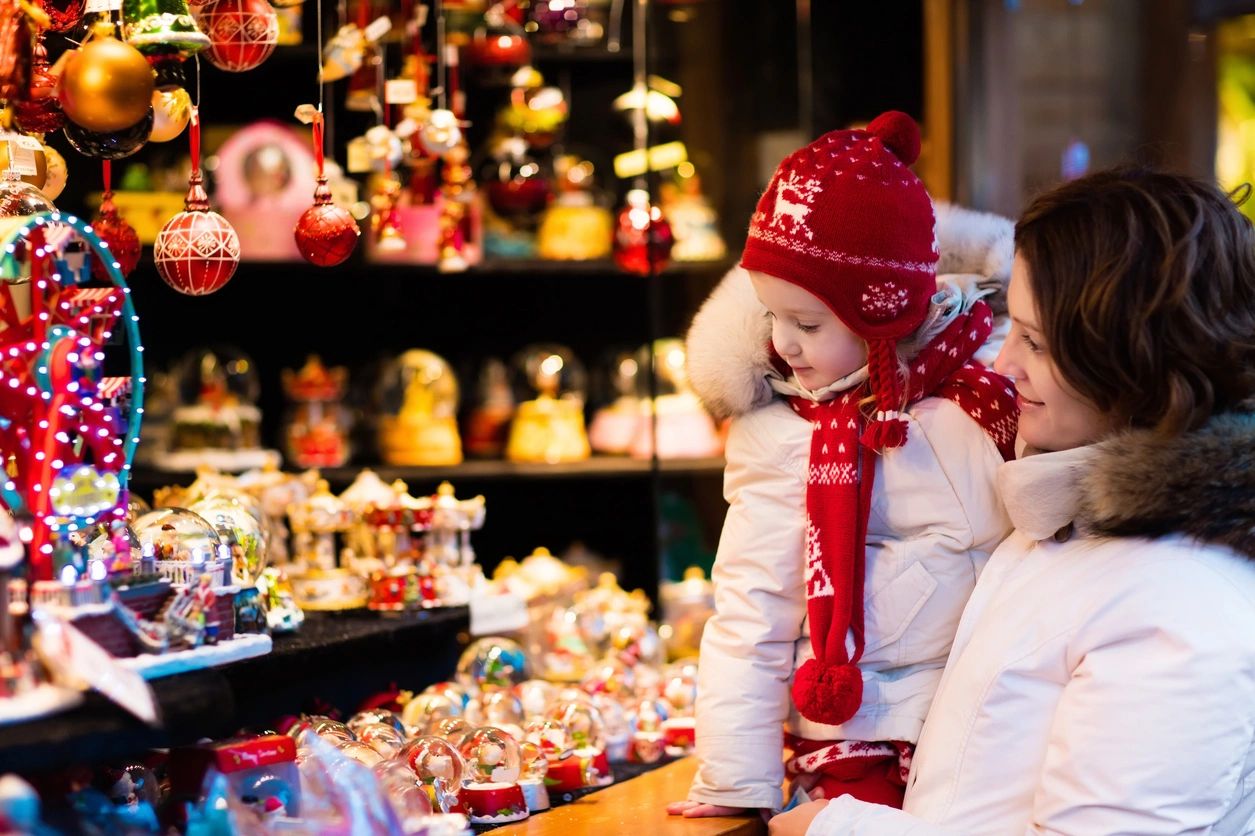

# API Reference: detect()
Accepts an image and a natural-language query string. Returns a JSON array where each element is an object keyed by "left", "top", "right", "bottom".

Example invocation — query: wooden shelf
[{"left": 128, "top": 456, "right": 726, "bottom": 488}]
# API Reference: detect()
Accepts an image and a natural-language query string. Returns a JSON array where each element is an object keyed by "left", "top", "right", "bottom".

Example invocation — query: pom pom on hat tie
[{"left": 792, "top": 659, "right": 864, "bottom": 727}]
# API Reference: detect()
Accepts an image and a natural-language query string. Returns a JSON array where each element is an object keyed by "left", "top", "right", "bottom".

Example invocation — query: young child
[{"left": 667, "top": 112, "right": 1018, "bottom": 814}]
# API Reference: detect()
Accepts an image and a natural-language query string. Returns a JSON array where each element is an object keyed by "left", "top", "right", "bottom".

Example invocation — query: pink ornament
[
  {"left": 295, "top": 176, "right": 359, "bottom": 266},
  {"left": 155, "top": 170, "right": 240, "bottom": 295},
  {"left": 92, "top": 195, "right": 141, "bottom": 279},
  {"left": 194, "top": 0, "right": 277, "bottom": 72}
]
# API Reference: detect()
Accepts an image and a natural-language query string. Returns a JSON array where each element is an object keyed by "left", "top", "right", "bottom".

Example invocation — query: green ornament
[{"left": 123, "top": 0, "right": 210, "bottom": 56}]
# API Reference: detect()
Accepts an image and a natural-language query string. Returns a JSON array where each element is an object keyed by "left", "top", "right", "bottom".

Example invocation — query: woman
[{"left": 773, "top": 167, "right": 1255, "bottom": 835}]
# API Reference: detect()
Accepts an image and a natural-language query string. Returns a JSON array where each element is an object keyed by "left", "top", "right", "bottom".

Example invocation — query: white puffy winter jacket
[
  {"left": 808, "top": 420, "right": 1255, "bottom": 835},
  {"left": 684, "top": 205, "right": 1019, "bottom": 811}
]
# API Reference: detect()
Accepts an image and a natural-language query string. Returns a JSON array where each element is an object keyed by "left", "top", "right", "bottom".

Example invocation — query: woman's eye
[
  {"left": 1020, "top": 332, "right": 1042, "bottom": 353},
  {"left": 797, "top": 323, "right": 819, "bottom": 334}
]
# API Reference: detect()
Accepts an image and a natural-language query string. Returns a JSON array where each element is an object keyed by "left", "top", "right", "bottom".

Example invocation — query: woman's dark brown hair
[{"left": 1015, "top": 166, "right": 1255, "bottom": 436}]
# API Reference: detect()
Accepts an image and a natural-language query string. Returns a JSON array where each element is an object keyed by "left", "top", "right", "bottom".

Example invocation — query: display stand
[{"left": 0, "top": 607, "right": 468, "bottom": 774}]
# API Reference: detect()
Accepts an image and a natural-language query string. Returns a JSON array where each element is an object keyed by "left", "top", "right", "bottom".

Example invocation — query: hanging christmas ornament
[
  {"left": 369, "top": 171, "right": 406, "bottom": 252},
  {"left": 60, "top": 20, "right": 156, "bottom": 133},
  {"left": 92, "top": 161, "right": 142, "bottom": 279},
  {"left": 0, "top": 169, "right": 54, "bottom": 218},
  {"left": 294, "top": 110, "right": 359, "bottom": 267},
  {"left": 465, "top": 15, "right": 530, "bottom": 72},
  {"left": 13, "top": 35, "right": 64, "bottom": 135},
  {"left": 154, "top": 107, "right": 240, "bottom": 294},
  {"left": 40, "top": 144, "right": 67, "bottom": 200},
  {"left": 149, "top": 87, "right": 192, "bottom": 141},
  {"left": 438, "top": 141, "right": 475, "bottom": 273},
  {"left": 194, "top": 0, "right": 278, "bottom": 72},
  {"left": 0, "top": 2, "right": 31, "bottom": 102},
  {"left": 63, "top": 107, "right": 154, "bottom": 159},
  {"left": 36, "top": 0, "right": 86, "bottom": 32},
  {"left": 419, "top": 109, "right": 462, "bottom": 156},
  {"left": 613, "top": 188, "right": 673, "bottom": 275},
  {"left": 124, "top": 0, "right": 210, "bottom": 52},
  {"left": 0, "top": 134, "right": 49, "bottom": 190},
  {"left": 321, "top": 23, "right": 367, "bottom": 81},
  {"left": 483, "top": 135, "right": 550, "bottom": 224},
  {"left": 124, "top": 0, "right": 211, "bottom": 90}
]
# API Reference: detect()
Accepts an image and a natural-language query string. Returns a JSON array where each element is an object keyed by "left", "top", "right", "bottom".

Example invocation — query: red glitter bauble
[
  {"left": 295, "top": 200, "right": 359, "bottom": 267},
  {"left": 613, "top": 194, "right": 674, "bottom": 276},
  {"left": 194, "top": 0, "right": 278, "bottom": 73},
  {"left": 91, "top": 200, "right": 141, "bottom": 279},
  {"left": 154, "top": 208, "right": 240, "bottom": 295}
]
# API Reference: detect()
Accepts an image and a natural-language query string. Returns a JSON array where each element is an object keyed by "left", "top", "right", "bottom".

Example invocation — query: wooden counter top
[{"left": 492, "top": 757, "right": 767, "bottom": 836}]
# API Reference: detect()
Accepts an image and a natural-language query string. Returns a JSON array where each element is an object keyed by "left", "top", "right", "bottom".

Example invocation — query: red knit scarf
[{"left": 786, "top": 300, "right": 1018, "bottom": 726}]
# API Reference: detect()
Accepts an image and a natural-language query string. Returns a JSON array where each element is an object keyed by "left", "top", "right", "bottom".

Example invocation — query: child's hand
[
  {"left": 666, "top": 800, "right": 756, "bottom": 818},
  {"left": 767, "top": 799, "right": 830, "bottom": 836}
]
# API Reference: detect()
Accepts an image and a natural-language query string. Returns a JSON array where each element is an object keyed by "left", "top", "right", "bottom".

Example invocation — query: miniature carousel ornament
[
  {"left": 154, "top": 107, "right": 241, "bottom": 295},
  {"left": 293, "top": 109, "right": 359, "bottom": 266},
  {"left": 193, "top": 0, "right": 278, "bottom": 72},
  {"left": 91, "top": 161, "right": 142, "bottom": 280},
  {"left": 59, "top": 20, "right": 156, "bottom": 134}
]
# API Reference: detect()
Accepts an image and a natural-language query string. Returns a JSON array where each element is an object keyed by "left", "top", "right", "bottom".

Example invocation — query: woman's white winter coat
[
  {"left": 685, "top": 205, "right": 1018, "bottom": 810},
  {"left": 808, "top": 418, "right": 1255, "bottom": 835}
]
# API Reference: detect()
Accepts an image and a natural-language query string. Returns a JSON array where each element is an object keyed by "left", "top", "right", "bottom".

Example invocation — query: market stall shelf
[{"left": 0, "top": 607, "right": 468, "bottom": 774}]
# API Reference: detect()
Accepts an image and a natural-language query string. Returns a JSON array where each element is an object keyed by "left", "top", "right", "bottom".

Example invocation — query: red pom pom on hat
[
  {"left": 867, "top": 110, "right": 921, "bottom": 166},
  {"left": 792, "top": 658, "right": 864, "bottom": 726}
]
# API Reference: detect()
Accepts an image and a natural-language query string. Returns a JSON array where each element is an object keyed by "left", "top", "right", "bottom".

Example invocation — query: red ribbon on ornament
[
  {"left": 102, "top": 159, "right": 111, "bottom": 196},
  {"left": 311, "top": 109, "right": 325, "bottom": 177},
  {"left": 189, "top": 105, "right": 201, "bottom": 174}
]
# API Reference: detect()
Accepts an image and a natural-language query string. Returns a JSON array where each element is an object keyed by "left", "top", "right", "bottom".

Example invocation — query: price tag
[
  {"left": 84, "top": 0, "right": 122, "bottom": 11},
  {"left": 32, "top": 608, "right": 160, "bottom": 726},
  {"left": 3, "top": 134, "right": 41, "bottom": 177},
  {"left": 469, "top": 591, "right": 528, "bottom": 636},
  {"left": 364, "top": 15, "right": 392, "bottom": 42},
  {"left": 385, "top": 79, "right": 418, "bottom": 105}
]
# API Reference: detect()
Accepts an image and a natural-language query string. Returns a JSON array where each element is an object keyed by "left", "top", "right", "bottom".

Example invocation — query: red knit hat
[{"left": 741, "top": 111, "right": 938, "bottom": 449}]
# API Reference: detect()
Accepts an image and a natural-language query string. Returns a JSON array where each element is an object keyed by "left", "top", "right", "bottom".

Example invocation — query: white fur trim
[
  {"left": 685, "top": 266, "right": 774, "bottom": 420},
  {"left": 935, "top": 202, "right": 1014, "bottom": 286}
]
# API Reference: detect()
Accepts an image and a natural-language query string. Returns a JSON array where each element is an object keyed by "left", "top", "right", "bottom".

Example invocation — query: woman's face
[{"left": 994, "top": 255, "right": 1114, "bottom": 451}]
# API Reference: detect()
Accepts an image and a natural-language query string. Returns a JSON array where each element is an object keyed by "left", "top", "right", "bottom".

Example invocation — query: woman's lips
[{"left": 1016, "top": 392, "right": 1044, "bottom": 409}]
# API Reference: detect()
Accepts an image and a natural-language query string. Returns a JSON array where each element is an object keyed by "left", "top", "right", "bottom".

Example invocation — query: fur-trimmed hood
[
  {"left": 686, "top": 202, "right": 1015, "bottom": 420},
  {"left": 1078, "top": 412, "right": 1255, "bottom": 560}
]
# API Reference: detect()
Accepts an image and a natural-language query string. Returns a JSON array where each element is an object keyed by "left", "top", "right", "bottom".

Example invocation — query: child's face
[
  {"left": 749, "top": 270, "right": 867, "bottom": 391},
  {"left": 994, "top": 255, "right": 1113, "bottom": 451}
]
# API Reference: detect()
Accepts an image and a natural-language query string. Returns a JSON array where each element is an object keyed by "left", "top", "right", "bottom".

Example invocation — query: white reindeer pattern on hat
[{"left": 770, "top": 171, "right": 822, "bottom": 240}]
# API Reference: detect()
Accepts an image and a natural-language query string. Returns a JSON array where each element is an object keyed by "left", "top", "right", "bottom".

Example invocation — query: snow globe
[
  {"left": 456, "top": 726, "right": 528, "bottom": 824},
  {"left": 456, "top": 636, "right": 531, "bottom": 694},
  {"left": 401, "top": 736, "right": 465, "bottom": 814},
  {"left": 375, "top": 349, "right": 462, "bottom": 466},
  {"left": 628, "top": 338, "right": 722, "bottom": 460},
  {"left": 505, "top": 344, "right": 590, "bottom": 463},
  {"left": 159, "top": 346, "right": 280, "bottom": 472}
]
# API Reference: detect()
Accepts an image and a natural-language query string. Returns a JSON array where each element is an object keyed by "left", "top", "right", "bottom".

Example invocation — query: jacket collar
[{"left": 998, "top": 412, "right": 1255, "bottom": 560}]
